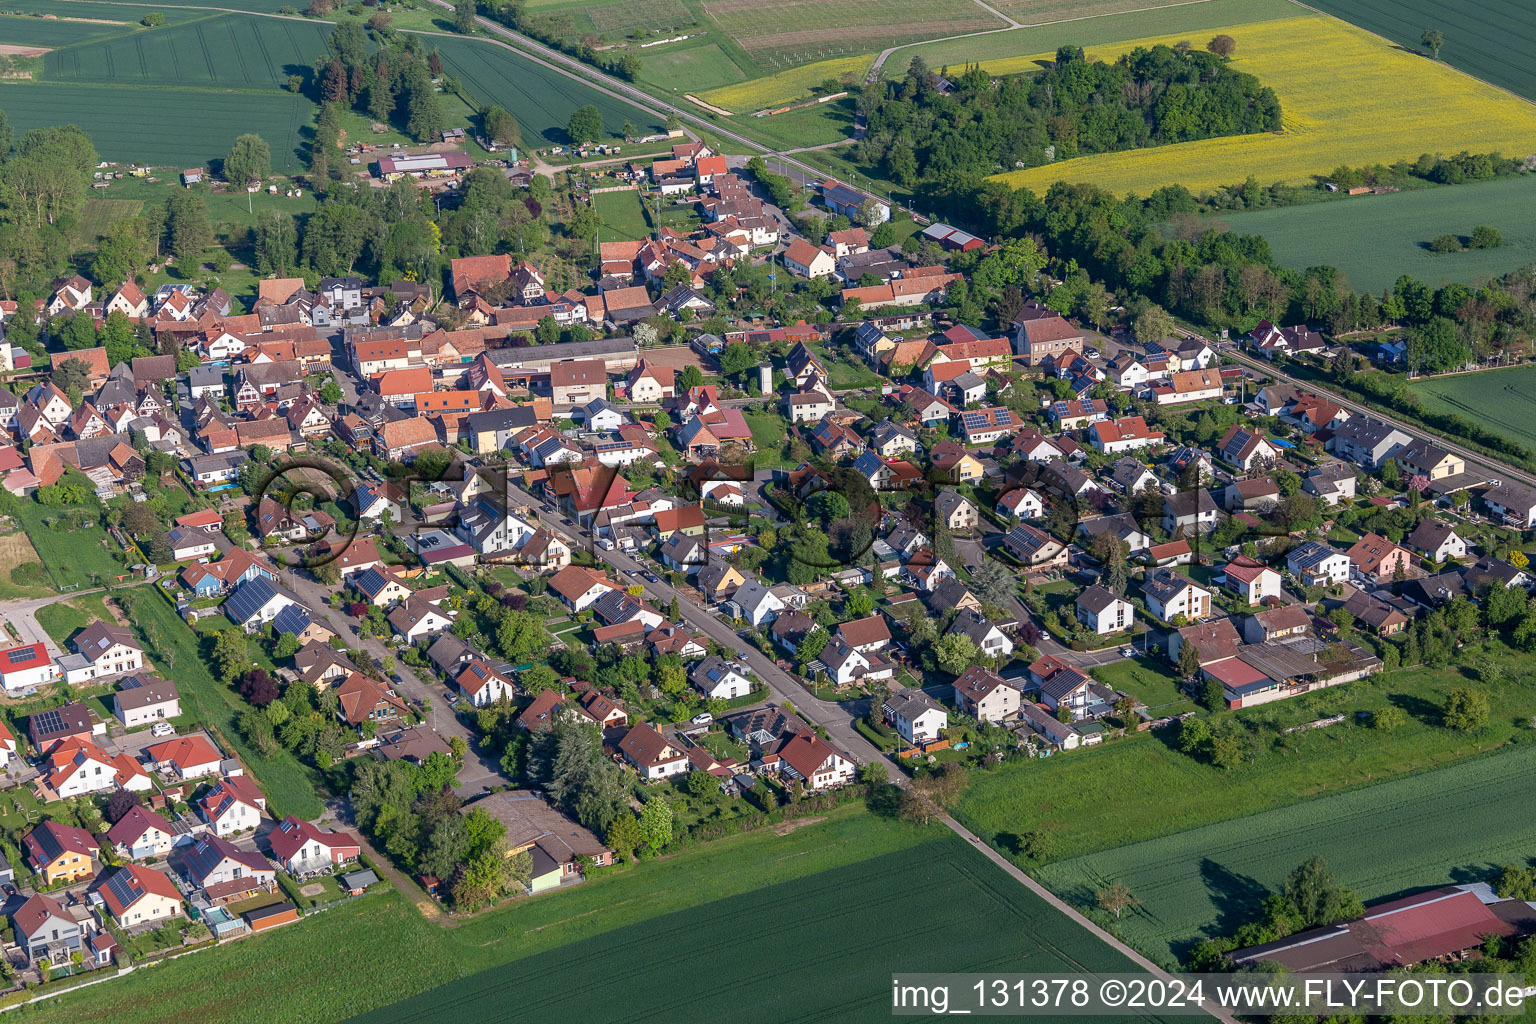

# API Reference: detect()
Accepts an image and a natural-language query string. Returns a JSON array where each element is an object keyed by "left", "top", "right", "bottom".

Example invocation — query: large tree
[
  {"left": 567, "top": 105, "right": 603, "bottom": 144},
  {"left": 224, "top": 133, "right": 271, "bottom": 187}
]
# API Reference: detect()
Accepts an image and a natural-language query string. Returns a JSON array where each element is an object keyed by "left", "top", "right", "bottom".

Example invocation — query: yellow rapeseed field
[
  {"left": 699, "top": 54, "right": 874, "bottom": 112},
  {"left": 989, "top": 15, "right": 1536, "bottom": 195}
]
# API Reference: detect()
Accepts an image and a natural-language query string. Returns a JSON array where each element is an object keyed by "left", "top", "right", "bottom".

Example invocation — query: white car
[
  {"left": 150, "top": 722, "right": 176, "bottom": 737},
  {"left": 691, "top": 713, "right": 713, "bottom": 725}
]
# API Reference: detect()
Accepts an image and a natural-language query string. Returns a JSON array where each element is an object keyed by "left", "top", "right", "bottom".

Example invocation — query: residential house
[
  {"left": 1483, "top": 481, "right": 1536, "bottom": 529},
  {"left": 1221, "top": 557, "right": 1282, "bottom": 604},
  {"left": 1329, "top": 417, "right": 1411, "bottom": 469},
  {"left": 952, "top": 667, "right": 1023, "bottom": 724},
  {"left": 1162, "top": 488, "right": 1221, "bottom": 535},
  {"left": 1394, "top": 440, "right": 1465, "bottom": 482},
  {"left": 334, "top": 672, "right": 410, "bottom": 726},
  {"left": 197, "top": 775, "right": 267, "bottom": 837},
  {"left": 146, "top": 734, "right": 223, "bottom": 780},
  {"left": 1142, "top": 569, "right": 1212, "bottom": 622},
  {"left": 98, "top": 865, "right": 183, "bottom": 928},
  {"left": 997, "top": 486, "right": 1045, "bottom": 521},
  {"left": 267, "top": 816, "right": 360, "bottom": 874},
  {"left": 1347, "top": 533, "right": 1411, "bottom": 583},
  {"left": 11, "top": 894, "right": 83, "bottom": 963},
  {"left": 1089, "top": 416, "right": 1166, "bottom": 454},
  {"left": 617, "top": 723, "right": 689, "bottom": 781},
  {"left": 67, "top": 621, "right": 143, "bottom": 682},
  {"left": 1076, "top": 586, "right": 1134, "bottom": 635},
  {"left": 1002, "top": 524, "right": 1067, "bottom": 569},
  {"left": 882, "top": 690, "right": 948, "bottom": 745},
  {"left": 772, "top": 731, "right": 855, "bottom": 790},
  {"left": 689, "top": 657, "right": 754, "bottom": 700},
  {"left": 1287, "top": 541, "right": 1352, "bottom": 586},
  {"left": 112, "top": 675, "right": 180, "bottom": 729},
  {"left": 1218, "top": 425, "right": 1278, "bottom": 472},
  {"left": 24, "top": 821, "right": 98, "bottom": 884},
  {"left": 182, "top": 835, "right": 278, "bottom": 899},
  {"left": 725, "top": 580, "right": 785, "bottom": 627},
  {"left": 106, "top": 805, "right": 179, "bottom": 861},
  {"left": 456, "top": 660, "right": 515, "bottom": 708},
  {"left": 1303, "top": 462, "right": 1357, "bottom": 506},
  {"left": 1407, "top": 519, "right": 1467, "bottom": 563},
  {"left": 933, "top": 489, "right": 979, "bottom": 531}
]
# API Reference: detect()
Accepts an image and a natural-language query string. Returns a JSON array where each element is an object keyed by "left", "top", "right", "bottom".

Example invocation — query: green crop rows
[
  {"left": 0, "top": 82, "right": 311, "bottom": 167},
  {"left": 1210, "top": 175, "right": 1536, "bottom": 295},
  {"left": 45, "top": 14, "right": 333, "bottom": 89},
  {"left": 351, "top": 834, "right": 1171, "bottom": 1024},
  {"left": 428, "top": 34, "right": 663, "bottom": 144},
  {"left": 1038, "top": 744, "right": 1536, "bottom": 966},
  {"left": 1410, "top": 363, "right": 1536, "bottom": 452}
]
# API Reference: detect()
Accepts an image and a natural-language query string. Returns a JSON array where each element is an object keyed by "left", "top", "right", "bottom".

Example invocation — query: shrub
[
  {"left": 1428, "top": 233, "right": 1461, "bottom": 253},
  {"left": 1471, "top": 224, "right": 1503, "bottom": 249}
]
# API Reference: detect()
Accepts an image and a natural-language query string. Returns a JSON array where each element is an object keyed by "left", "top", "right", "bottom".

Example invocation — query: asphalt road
[{"left": 502, "top": 483, "right": 888, "bottom": 768}]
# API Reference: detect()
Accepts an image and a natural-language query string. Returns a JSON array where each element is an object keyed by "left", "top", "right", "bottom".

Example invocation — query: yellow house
[
  {"left": 23, "top": 821, "right": 98, "bottom": 885},
  {"left": 931, "top": 442, "right": 984, "bottom": 484},
  {"left": 1395, "top": 440, "right": 1464, "bottom": 482},
  {"left": 99, "top": 865, "right": 184, "bottom": 927}
]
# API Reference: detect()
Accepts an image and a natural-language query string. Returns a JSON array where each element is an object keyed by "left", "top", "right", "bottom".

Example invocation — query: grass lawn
[
  {"left": 11, "top": 501, "right": 129, "bottom": 591},
  {"left": 957, "top": 642, "right": 1536, "bottom": 867},
  {"left": 1041, "top": 742, "right": 1536, "bottom": 966},
  {"left": 1090, "top": 657, "right": 1195, "bottom": 716},
  {"left": 742, "top": 409, "right": 792, "bottom": 468},
  {"left": 804, "top": 337, "right": 883, "bottom": 389},
  {"left": 34, "top": 594, "right": 118, "bottom": 648},
  {"left": 737, "top": 97, "right": 857, "bottom": 150},
  {"left": 115, "top": 586, "right": 325, "bottom": 820},
  {"left": 592, "top": 189, "right": 651, "bottom": 242}
]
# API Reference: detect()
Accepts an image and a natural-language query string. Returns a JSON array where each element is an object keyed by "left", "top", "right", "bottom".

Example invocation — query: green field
[
  {"left": 1209, "top": 176, "right": 1536, "bottom": 295},
  {"left": 33, "top": 593, "right": 117, "bottom": 647},
  {"left": 1306, "top": 0, "right": 1536, "bottom": 102},
  {"left": 0, "top": 82, "right": 314, "bottom": 167},
  {"left": 956, "top": 649, "right": 1536, "bottom": 866},
  {"left": 1040, "top": 742, "right": 1536, "bottom": 966},
  {"left": 1410, "top": 362, "right": 1536, "bottom": 452},
  {"left": 0, "top": 11, "right": 137, "bottom": 46},
  {"left": 44, "top": 14, "right": 333, "bottom": 90},
  {"left": 353, "top": 832, "right": 1166, "bottom": 1024},
  {"left": 428, "top": 34, "right": 664, "bottom": 145},
  {"left": 10, "top": 807, "right": 1166, "bottom": 1024},
  {"left": 11, "top": 501, "right": 128, "bottom": 590}
]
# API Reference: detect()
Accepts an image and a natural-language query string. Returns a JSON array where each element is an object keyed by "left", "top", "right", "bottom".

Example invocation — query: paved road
[
  {"left": 0, "top": 591, "right": 103, "bottom": 658},
  {"left": 1212, "top": 342, "right": 1536, "bottom": 492},
  {"left": 277, "top": 560, "right": 507, "bottom": 798},
  {"left": 504, "top": 483, "right": 888, "bottom": 768}
]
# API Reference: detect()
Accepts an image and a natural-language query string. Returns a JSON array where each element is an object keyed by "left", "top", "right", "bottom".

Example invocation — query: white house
[
  {"left": 997, "top": 488, "right": 1045, "bottom": 521},
  {"left": 773, "top": 732, "right": 856, "bottom": 790},
  {"left": 1286, "top": 541, "right": 1352, "bottom": 586},
  {"left": 947, "top": 609, "right": 1014, "bottom": 659},
  {"left": 882, "top": 690, "right": 948, "bottom": 745},
  {"left": 67, "top": 622, "right": 144, "bottom": 681},
  {"left": 196, "top": 776, "right": 267, "bottom": 837},
  {"left": 952, "top": 667, "right": 1023, "bottom": 724},
  {"left": 1221, "top": 559, "right": 1282, "bottom": 604},
  {"left": 1141, "top": 569, "right": 1212, "bottom": 622},
  {"left": 267, "top": 816, "right": 360, "bottom": 874},
  {"left": 455, "top": 660, "right": 515, "bottom": 708},
  {"left": 689, "top": 657, "right": 753, "bottom": 700},
  {"left": 548, "top": 566, "right": 620, "bottom": 612},
  {"left": 816, "top": 637, "right": 892, "bottom": 688},
  {"left": 725, "top": 580, "right": 785, "bottom": 627},
  {"left": 1075, "top": 586, "right": 1134, "bottom": 635},
  {"left": 0, "top": 643, "right": 60, "bottom": 695}
]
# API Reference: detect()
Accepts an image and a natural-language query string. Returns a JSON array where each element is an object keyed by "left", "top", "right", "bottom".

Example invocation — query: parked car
[
  {"left": 691, "top": 713, "right": 713, "bottom": 725},
  {"left": 150, "top": 722, "right": 175, "bottom": 737}
]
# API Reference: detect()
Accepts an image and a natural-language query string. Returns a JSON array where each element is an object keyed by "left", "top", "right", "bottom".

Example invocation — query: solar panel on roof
[
  {"left": 31, "top": 708, "right": 63, "bottom": 734},
  {"left": 5, "top": 648, "right": 34, "bottom": 665},
  {"left": 106, "top": 870, "right": 141, "bottom": 907}
]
